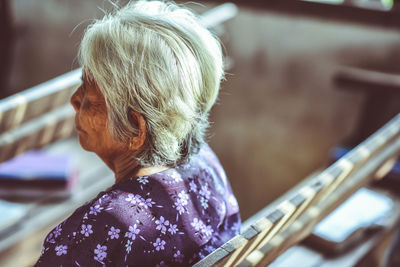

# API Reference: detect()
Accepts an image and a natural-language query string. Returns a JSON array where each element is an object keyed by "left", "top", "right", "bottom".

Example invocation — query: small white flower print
[
  {"left": 125, "top": 224, "right": 140, "bottom": 240},
  {"left": 153, "top": 238, "right": 166, "bottom": 251},
  {"left": 125, "top": 240, "right": 133, "bottom": 253},
  {"left": 170, "top": 171, "right": 182, "bottom": 182},
  {"left": 175, "top": 199, "right": 186, "bottom": 215},
  {"left": 94, "top": 244, "right": 107, "bottom": 262},
  {"left": 189, "top": 181, "right": 197, "bottom": 192},
  {"left": 137, "top": 177, "right": 149, "bottom": 185},
  {"left": 45, "top": 233, "right": 54, "bottom": 243},
  {"left": 80, "top": 224, "right": 93, "bottom": 237},
  {"left": 191, "top": 218, "right": 205, "bottom": 232},
  {"left": 177, "top": 190, "right": 189, "bottom": 205},
  {"left": 199, "top": 184, "right": 211, "bottom": 199},
  {"left": 202, "top": 224, "right": 214, "bottom": 237},
  {"left": 155, "top": 216, "right": 170, "bottom": 234},
  {"left": 55, "top": 245, "right": 67, "bottom": 256},
  {"left": 168, "top": 224, "right": 178, "bottom": 235},
  {"left": 89, "top": 204, "right": 103, "bottom": 215},
  {"left": 200, "top": 197, "right": 209, "bottom": 209},
  {"left": 174, "top": 190, "right": 189, "bottom": 215},
  {"left": 144, "top": 198, "right": 155, "bottom": 208},
  {"left": 108, "top": 226, "right": 120, "bottom": 239},
  {"left": 125, "top": 193, "right": 144, "bottom": 206},
  {"left": 53, "top": 225, "right": 62, "bottom": 238}
]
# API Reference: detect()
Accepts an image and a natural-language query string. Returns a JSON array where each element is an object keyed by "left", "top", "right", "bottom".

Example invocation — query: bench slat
[
  {"left": 0, "top": 105, "right": 75, "bottom": 162},
  {"left": 0, "top": 69, "right": 81, "bottom": 134},
  {"left": 242, "top": 137, "right": 400, "bottom": 267}
]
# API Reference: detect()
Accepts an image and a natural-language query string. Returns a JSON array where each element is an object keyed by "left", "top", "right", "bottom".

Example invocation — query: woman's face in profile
[{"left": 70, "top": 74, "right": 121, "bottom": 157}]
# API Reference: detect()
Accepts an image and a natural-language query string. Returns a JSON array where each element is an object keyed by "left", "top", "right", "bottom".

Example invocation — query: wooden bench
[
  {"left": 195, "top": 113, "right": 400, "bottom": 266},
  {"left": 0, "top": 3, "right": 238, "bottom": 266}
]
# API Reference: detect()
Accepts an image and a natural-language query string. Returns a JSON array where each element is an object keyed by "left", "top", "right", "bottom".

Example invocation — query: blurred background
[{"left": 1, "top": 0, "right": 400, "bottom": 266}]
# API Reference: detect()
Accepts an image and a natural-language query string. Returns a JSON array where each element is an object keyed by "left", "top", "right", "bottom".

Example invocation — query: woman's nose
[{"left": 70, "top": 88, "right": 81, "bottom": 112}]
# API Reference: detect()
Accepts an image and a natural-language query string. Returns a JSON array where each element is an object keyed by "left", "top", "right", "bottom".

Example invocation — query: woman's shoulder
[{"left": 36, "top": 147, "right": 241, "bottom": 266}]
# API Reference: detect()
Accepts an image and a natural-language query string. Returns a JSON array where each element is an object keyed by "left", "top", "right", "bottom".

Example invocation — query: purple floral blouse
[{"left": 35, "top": 144, "right": 240, "bottom": 266}]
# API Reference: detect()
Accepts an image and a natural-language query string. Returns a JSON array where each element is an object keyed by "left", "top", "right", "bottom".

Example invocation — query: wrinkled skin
[
  {"left": 70, "top": 74, "right": 123, "bottom": 159},
  {"left": 70, "top": 72, "right": 160, "bottom": 182}
]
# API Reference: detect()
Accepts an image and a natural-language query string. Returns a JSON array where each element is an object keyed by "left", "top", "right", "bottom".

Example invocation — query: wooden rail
[
  {"left": 0, "top": 70, "right": 80, "bottom": 162},
  {"left": 203, "top": 0, "right": 400, "bottom": 29},
  {"left": 335, "top": 67, "right": 400, "bottom": 93}
]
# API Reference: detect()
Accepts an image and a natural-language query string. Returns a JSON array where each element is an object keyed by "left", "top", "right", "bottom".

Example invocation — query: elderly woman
[{"left": 35, "top": 1, "right": 240, "bottom": 266}]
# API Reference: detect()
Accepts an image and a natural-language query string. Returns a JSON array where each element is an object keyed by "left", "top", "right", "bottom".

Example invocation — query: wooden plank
[
  {"left": 195, "top": 185, "right": 316, "bottom": 266},
  {"left": 199, "top": 3, "right": 238, "bottom": 28},
  {"left": 252, "top": 138, "right": 400, "bottom": 266},
  {"left": 0, "top": 69, "right": 81, "bottom": 134},
  {"left": 335, "top": 67, "right": 400, "bottom": 93},
  {"left": 202, "top": 0, "right": 400, "bottom": 29},
  {"left": 0, "top": 105, "right": 75, "bottom": 162}
]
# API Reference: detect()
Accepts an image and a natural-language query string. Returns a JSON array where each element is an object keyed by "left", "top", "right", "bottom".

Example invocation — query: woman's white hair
[{"left": 79, "top": 0, "right": 224, "bottom": 166}]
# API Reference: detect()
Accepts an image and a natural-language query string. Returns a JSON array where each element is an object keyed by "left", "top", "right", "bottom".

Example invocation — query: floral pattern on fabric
[{"left": 35, "top": 144, "right": 240, "bottom": 266}]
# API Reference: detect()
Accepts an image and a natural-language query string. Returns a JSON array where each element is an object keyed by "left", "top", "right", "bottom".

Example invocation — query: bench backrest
[
  {"left": 0, "top": 69, "right": 81, "bottom": 162},
  {"left": 194, "top": 113, "right": 400, "bottom": 267},
  {"left": 0, "top": 3, "right": 238, "bottom": 164}
]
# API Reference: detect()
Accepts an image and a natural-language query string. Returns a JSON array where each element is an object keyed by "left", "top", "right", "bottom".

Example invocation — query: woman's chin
[{"left": 77, "top": 136, "right": 93, "bottom": 152}]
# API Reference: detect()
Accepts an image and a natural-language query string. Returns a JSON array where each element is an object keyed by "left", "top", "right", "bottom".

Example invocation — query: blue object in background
[
  {"left": 0, "top": 150, "right": 77, "bottom": 199},
  {"left": 0, "top": 150, "right": 73, "bottom": 184},
  {"left": 332, "top": 147, "right": 400, "bottom": 182}
]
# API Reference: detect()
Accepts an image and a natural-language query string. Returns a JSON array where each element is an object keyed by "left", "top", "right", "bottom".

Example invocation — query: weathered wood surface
[
  {"left": 335, "top": 66, "right": 400, "bottom": 92},
  {"left": 0, "top": 69, "right": 81, "bottom": 134},
  {"left": 0, "top": 69, "right": 80, "bottom": 162}
]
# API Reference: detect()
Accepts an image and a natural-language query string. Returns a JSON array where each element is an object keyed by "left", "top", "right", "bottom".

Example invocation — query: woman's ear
[{"left": 129, "top": 110, "right": 146, "bottom": 150}]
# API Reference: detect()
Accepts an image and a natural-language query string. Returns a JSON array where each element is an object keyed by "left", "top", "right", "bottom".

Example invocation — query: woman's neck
[
  {"left": 112, "top": 152, "right": 140, "bottom": 183},
  {"left": 100, "top": 150, "right": 169, "bottom": 183}
]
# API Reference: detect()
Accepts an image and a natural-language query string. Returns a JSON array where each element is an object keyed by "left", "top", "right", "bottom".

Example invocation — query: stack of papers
[{"left": 313, "top": 188, "right": 393, "bottom": 244}]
